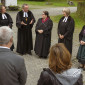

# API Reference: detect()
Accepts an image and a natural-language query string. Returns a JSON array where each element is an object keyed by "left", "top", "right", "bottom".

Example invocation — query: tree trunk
[
  {"left": 77, "top": 2, "right": 85, "bottom": 20},
  {"left": 1, "top": 0, "right": 5, "bottom": 6}
]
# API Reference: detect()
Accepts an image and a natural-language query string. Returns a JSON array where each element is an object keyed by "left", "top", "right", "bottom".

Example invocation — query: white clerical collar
[
  {"left": 63, "top": 17, "right": 68, "bottom": 22},
  {"left": 23, "top": 12, "right": 28, "bottom": 17},
  {"left": 2, "top": 14, "right": 7, "bottom": 19},
  {"left": 0, "top": 46, "right": 10, "bottom": 49}
]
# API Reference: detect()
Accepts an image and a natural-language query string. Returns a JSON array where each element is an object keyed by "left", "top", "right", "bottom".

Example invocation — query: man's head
[
  {"left": 0, "top": 26, "right": 13, "bottom": 48},
  {"left": 22, "top": 4, "right": 29, "bottom": 12}
]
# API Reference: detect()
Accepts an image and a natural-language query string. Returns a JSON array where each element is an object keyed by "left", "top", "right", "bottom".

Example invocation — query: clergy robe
[
  {"left": 0, "top": 13, "right": 14, "bottom": 51},
  {"left": 34, "top": 18, "right": 53, "bottom": 58},
  {"left": 58, "top": 16, "right": 75, "bottom": 54},
  {"left": 16, "top": 10, "right": 35, "bottom": 54}
]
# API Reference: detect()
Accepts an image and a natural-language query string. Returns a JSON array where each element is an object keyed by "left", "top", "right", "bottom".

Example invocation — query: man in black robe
[
  {"left": 16, "top": 4, "right": 35, "bottom": 55},
  {"left": 0, "top": 5, "right": 14, "bottom": 51}
]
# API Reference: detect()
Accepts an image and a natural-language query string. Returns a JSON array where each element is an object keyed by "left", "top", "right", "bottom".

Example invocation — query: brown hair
[
  {"left": 43, "top": 11, "right": 49, "bottom": 18},
  {"left": 49, "top": 43, "right": 71, "bottom": 73}
]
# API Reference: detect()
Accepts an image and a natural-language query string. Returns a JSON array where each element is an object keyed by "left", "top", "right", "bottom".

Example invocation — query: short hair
[
  {"left": 62, "top": 8, "right": 70, "bottom": 16},
  {"left": 22, "top": 4, "right": 28, "bottom": 8},
  {"left": 0, "top": 26, "right": 13, "bottom": 45},
  {"left": 0, "top": 5, "right": 5, "bottom": 13},
  {"left": 49, "top": 43, "right": 71, "bottom": 73}
]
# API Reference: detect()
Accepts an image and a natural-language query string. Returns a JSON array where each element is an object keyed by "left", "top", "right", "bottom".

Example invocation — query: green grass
[
  {"left": 17, "top": 1, "right": 77, "bottom": 7},
  {"left": 50, "top": 13, "right": 85, "bottom": 29}
]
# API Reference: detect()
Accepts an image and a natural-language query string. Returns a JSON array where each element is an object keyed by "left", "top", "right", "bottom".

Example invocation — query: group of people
[
  {"left": 0, "top": 3, "right": 85, "bottom": 85},
  {"left": 0, "top": 26, "right": 83, "bottom": 85}
]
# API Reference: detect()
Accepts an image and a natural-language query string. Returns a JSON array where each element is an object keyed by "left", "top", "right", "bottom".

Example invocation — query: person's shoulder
[
  {"left": 59, "top": 16, "right": 64, "bottom": 21},
  {"left": 48, "top": 18, "right": 53, "bottom": 23},
  {"left": 41, "top": 68, "right": 54, "bottom": 78},
  {"left": 5, "top": 13, "right": 10, "bottom": 16},
  {"left": 38, "top": 18, "right": 42, "bottom": 21},
  {"left": 82, "top": 25, "right": 85, "bottom": 29},
  {"left": 68, "top": 16, "right": 74, "bottom": 21},
  {"left": 18, "top": 10, "right": 23, "bottom": 14},
  {"left": 39, "top": 68, "right": 52, "bottom": 81},
  {"left": 10, "top": 51, "right": 24, "bottom": 60},
  {"left": 28, "top": 10, "right": 33, "bottom": 14}
]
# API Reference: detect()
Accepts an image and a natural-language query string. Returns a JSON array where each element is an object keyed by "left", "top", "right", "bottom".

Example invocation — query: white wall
[{"left": 5, "top": 0, "right": 17, "bottom": 6}]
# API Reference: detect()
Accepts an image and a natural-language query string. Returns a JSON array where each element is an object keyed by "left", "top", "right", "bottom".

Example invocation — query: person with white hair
[
  {"left": 57, "top": 8, "right": 75, "bottom": 54},
  {"left": 0, "top": 26, "right": 27, "bottom": 85}
]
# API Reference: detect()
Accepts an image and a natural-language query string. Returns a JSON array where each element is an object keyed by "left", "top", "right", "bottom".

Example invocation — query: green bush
[{"left": 8, "top": 6, "right": 20, "bottom": 11}]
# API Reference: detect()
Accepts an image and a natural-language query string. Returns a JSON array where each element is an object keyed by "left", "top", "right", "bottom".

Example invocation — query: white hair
[
  {"left": 0, "top": 26, "right": 13, "bottom": 45},
  {"left": 63, "top": 8, "right": 70, "bottom": 16}
]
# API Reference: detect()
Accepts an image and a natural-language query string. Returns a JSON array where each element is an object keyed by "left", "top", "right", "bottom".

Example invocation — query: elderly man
[
  {"left": 16, "top": 4, "right": 35, "bottom": 55},
  {"left": 0, "top": 26, "right": 27, "bottom": 85}
]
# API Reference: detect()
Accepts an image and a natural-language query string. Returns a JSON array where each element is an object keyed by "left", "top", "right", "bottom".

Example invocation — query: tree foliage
[{"left": 77, "top": 2, "right": 85, "bottom": 21}]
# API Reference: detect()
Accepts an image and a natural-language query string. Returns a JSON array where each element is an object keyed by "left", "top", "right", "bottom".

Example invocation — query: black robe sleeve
[
  {"left": 79, "top": 25, "right": 85, "bottom": 41},
  {"left": 8, "top": 14, "right": 13, "bottom": 28},
  {"left": 57, "top": 18, "right": 62, "bottom": 36},
  {"left": 16, "top": 12, "right": 22, "bottom": 28},
  {"left": 64, "top": 18, "right": 75, "bottom": 39},
  {"left": 30, "top": 11, "right": 36, "bottom": 28}
]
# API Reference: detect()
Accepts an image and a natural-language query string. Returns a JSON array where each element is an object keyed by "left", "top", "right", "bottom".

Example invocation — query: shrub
[{"left": 8, "top": 6, "right": 20, "bottom": 11}]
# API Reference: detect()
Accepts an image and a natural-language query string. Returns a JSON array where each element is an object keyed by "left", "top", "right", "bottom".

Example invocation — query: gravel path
[{"left": 8, "top": 6, "right": 85, "bottom": 85}]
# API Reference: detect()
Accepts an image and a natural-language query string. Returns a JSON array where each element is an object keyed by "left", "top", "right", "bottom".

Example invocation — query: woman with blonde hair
[
  {"left": 37, "top": 43, "right": 83, "bottom": 85},
  {"left": 57, "top": 8, "right": 75, "bottom": 54}
]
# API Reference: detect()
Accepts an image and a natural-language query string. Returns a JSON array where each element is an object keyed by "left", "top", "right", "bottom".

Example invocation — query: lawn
[
  {"left": 50, "top": 13, "right": 85, "bottom": 29},
  {"left": 17, "top": 0, "right": 77, "bottom": 7}
]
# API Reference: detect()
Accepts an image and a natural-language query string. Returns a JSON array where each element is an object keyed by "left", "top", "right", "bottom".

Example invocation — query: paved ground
[{"left": 8, "top": 6, "right": 85, "bottom": 85}]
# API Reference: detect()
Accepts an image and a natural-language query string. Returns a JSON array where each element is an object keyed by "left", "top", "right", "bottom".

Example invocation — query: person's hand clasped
[
  {"left": 38, "top": 30, "right": 43, "bottom": 34},
  {"left": 21, "top": 21, "right": 27, "bottom": 25},
  {"left": 59, "top": 34, "right": 64, "bottom": 39},
  {"left": 80, "top": 40, "right": 85, "bottom": 45}
]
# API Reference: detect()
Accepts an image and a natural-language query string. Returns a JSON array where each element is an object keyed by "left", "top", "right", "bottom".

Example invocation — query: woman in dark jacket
[
  {"left": 58, "top": 8, "right": 75, "bottom": 54},
  {"left": 34, "top": 11, "right": 53, "bottom": 58},
  {"left": 0, "top": 5, "right": 14, "bottom": 51},
  {"left": 37, "top": 43, "right": 83, "bottom": 85},
  {"left": 77, "top": 25, "right": 85, "bottom": 70}
]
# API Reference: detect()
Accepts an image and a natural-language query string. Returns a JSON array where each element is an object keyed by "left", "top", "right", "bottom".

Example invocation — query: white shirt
[
  {"left": 63, "top": 17, "right": 68, "bottom": 22},
  {"left": 0, "top": 46, "right": 10, "bottom": 49},
  {"left": 23, "top": 12, "right": 28, "bottom": 17},
  {"left": 2, "top": 14, "right": 7, "bottom": 19}
]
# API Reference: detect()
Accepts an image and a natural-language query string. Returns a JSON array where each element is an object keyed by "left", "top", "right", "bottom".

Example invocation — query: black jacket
[{"left": 37, "top": 68, "right": 83, "bottom": 85}]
